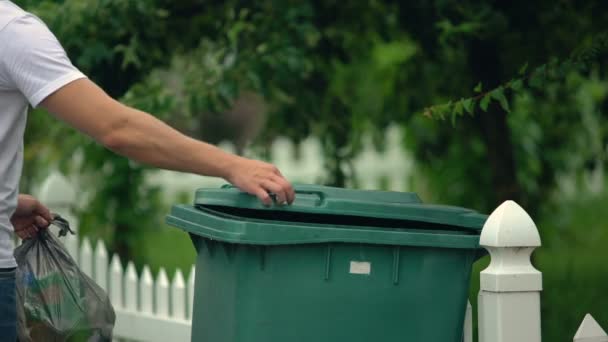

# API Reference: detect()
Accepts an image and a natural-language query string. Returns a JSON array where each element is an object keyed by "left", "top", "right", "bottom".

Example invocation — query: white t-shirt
[{"left": 0, "top": 1, "right": 86, "bottom": 268}]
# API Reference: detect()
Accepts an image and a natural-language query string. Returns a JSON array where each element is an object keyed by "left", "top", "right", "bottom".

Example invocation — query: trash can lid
[{"left": 194, "top": 184, "right": 486, "bottom": 231}]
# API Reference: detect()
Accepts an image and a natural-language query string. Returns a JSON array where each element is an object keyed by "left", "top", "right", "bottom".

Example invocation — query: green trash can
[{"left": 166, "top": 185, "right": 487, "bottom": 342}]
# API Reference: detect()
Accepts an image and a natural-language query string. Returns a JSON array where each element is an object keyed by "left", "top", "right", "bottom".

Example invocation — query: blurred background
[{"left": 16, "top": 1, "right": 607, "bottom": 341}]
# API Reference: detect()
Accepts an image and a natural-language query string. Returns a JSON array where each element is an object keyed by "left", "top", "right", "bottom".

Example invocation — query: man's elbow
[
  {"left": 99, "top": 121, "right": 132, "bottom": 153},
  {"left": 100, "top": 131, "right": 124, "bottom": 152}
]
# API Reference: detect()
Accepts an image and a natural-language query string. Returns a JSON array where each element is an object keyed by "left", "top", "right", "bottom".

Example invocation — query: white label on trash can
[{"left": 349, "top": 261, "right": 371, "bottom": 275}]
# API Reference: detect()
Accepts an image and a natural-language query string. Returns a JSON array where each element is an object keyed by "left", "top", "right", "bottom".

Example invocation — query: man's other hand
[{"left": 11, "top": 195, "right": 53, "bottom": 239}]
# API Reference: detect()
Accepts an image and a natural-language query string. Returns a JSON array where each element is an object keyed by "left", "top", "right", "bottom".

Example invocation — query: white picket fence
[
  {"left": 23, "top": 128, "right": 606, "bottom": 341},
  {"left": 146, "top": 125, "right": 414, "bottom": 200}
]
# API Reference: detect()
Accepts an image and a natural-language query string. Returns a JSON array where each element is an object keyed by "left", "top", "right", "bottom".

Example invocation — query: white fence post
[
  {"left": 478, "top": 200, "right": 542, "bottom": 342},
  {"left": 574, "top": 314, "right": 608, "bottom": 342}
]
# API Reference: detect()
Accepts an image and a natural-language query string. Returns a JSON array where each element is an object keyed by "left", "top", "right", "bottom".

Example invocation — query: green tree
[
  {"left": 17, "top": 1, "right": 608, "bottom": 340},
  {"left": 19, "top": 0, "right": 608, "bottom": 263}
]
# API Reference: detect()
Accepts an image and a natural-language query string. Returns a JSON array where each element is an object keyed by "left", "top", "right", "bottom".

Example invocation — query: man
[{"left": 0, "top": 1, "right": 295, "bottom": 339}]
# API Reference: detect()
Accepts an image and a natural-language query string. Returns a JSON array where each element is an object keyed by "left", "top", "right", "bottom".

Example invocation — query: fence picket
[
  {"left": 188, "top": 266, "right": 195, "bottom": 320},
  {"left": 574, "top": 314, "right": 608, "bottom": 342},
  {"left": 298, "top": 137, "right": 323, "bottom": 183},
  {"left": 125, "top": 262, "right": 138, "bottom": 311},
  {"left": 110, "top": 255, "right": 123, "bottom": 309},
  {"left": 353, "top": 136, "right": 381, "bottom": 190},
  {"left": 386, "top": 125, "right": 411, "bottom": 192},
  {"left": 95, "top": 240, "right": 108, "bottom": 291},
  {"left": 79, "top": 237, "right": 93, "bottom": 278},
  {"left": 462, "top": 299, "right": 473, "bottom": 342},
  {"left": 172, "top": 270, "right": 186, "bottom": 320},
  {"left": 217, "top": 141, "right": 236, "bottom": 155},
  {"left": 140, "top": 265, "right": 154, "bottom": 315},
  {"left": 156, "top": 268, "right": 170, "bottom": 317}
]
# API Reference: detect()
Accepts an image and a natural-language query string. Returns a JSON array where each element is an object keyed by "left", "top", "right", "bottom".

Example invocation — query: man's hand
[
  {"left": 11, "top": 195, "right": 53, "bottom": 239},
  {"left": 225, "top": 157, "right": 295, "bottom": 206}
]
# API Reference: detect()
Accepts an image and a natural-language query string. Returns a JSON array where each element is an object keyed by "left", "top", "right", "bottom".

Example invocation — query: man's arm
[{"left": 40, "top": 79, "right": 294, "bottom": 205}]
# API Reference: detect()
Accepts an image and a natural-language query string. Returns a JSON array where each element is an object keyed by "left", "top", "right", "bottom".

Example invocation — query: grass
[
  {"left": 140, "top": 223, "right": 196, "bottom": 279},
  {"left": 535, "top": 191, "right": 608, "bottom": 342}
]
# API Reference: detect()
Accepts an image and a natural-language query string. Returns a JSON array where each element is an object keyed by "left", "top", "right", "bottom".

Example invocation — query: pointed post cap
[
  {"left": 574, "top": 314, "right": 608, "bottom": 341},
  {"left": 480, "top": 200, "right": 541, "bottom": 247}
]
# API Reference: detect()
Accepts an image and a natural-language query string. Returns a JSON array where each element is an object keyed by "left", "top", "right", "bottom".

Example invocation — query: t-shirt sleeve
[{"left": 0, "top": 14, "right": 86, "bottom": 107}]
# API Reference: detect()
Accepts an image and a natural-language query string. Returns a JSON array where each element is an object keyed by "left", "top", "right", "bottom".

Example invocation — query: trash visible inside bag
[{"left": 14, "top": 215, "right": 116, "bottom": 342}]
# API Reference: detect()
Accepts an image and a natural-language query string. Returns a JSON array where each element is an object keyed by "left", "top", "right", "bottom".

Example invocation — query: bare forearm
[
  {"left": 41, "top": 78, "right": 294, "bottom": 204},
  {"left": 105, "top": 105, "right": 238, "bottom": 179}
]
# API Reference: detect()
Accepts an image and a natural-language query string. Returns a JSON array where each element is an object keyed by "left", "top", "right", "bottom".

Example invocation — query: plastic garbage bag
[{"left": 14, "top": 215, "right": 115, "bottom": 342}]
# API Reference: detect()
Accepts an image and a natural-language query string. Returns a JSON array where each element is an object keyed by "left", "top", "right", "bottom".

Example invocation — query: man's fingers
[
  {"left": 36, "top": 202, "right": 53, "bottom": 222},
  {"left": 271, "top": 175, "right": 295, "bottom": 204},
  {"left": 254, "top": 187, "right": 272, "bottom": 206},
  {"left": 261, "top": 180, "right": 287, "bottom": 205},
  {"left": 268, "top": 166, "right": 294, "bottom": 204},
  {"left": 17, "top": 225, "right": 37, "bottom": 240},
  {"left": 34, "top": 215, "right": 49, "bottom": 229}
]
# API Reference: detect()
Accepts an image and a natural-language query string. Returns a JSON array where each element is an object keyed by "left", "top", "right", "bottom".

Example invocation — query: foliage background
[{"left": 15, "top": 0, "right": 608, "bottom": 341}]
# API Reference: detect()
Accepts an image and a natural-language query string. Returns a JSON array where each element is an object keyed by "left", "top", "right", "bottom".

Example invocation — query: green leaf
[
  {"left": 490, "top": 87, "right": 510, "bottom": 112},
  {"left": 529, "top": 64, "right": 546, "bottom": 89},
  {"left": 474, "top": 82, "right": 482, "bottom": 93},
  {"left": 462, "top": 98, "right": 475, "bottom": 115},
  {"left": 480, "top": 94, "right": 491, "bottom": 112},
  {"left": 518, "top": 62, "right": 528, "bottom": 75},
  {"left": 454, "top": 100, "right": 464, "bottom": 116},
  {"left": 434, "top": 102, "right": 451, "bottom": 120},
  {"left": 510, "top": 79, "right": 524, "bottom": 91}
]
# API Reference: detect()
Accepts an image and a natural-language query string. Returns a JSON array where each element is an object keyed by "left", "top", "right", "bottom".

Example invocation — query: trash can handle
[{"left": 293, "top": 185, "right": 332, "bottom": 206}]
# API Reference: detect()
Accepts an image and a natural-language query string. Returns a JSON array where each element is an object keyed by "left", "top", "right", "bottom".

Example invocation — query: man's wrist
[{"left": 217, "top": 153, "right": 241, "bottom": 182}]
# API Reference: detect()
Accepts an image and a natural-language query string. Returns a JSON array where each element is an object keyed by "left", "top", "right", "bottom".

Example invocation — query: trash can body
[{"left": 166, "top": 185, "right": 486, "bottom": 342}]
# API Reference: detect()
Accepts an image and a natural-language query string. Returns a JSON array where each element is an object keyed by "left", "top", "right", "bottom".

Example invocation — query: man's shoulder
[{"left": 0, "top": 1, "right": 28, "bottom": 33}]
